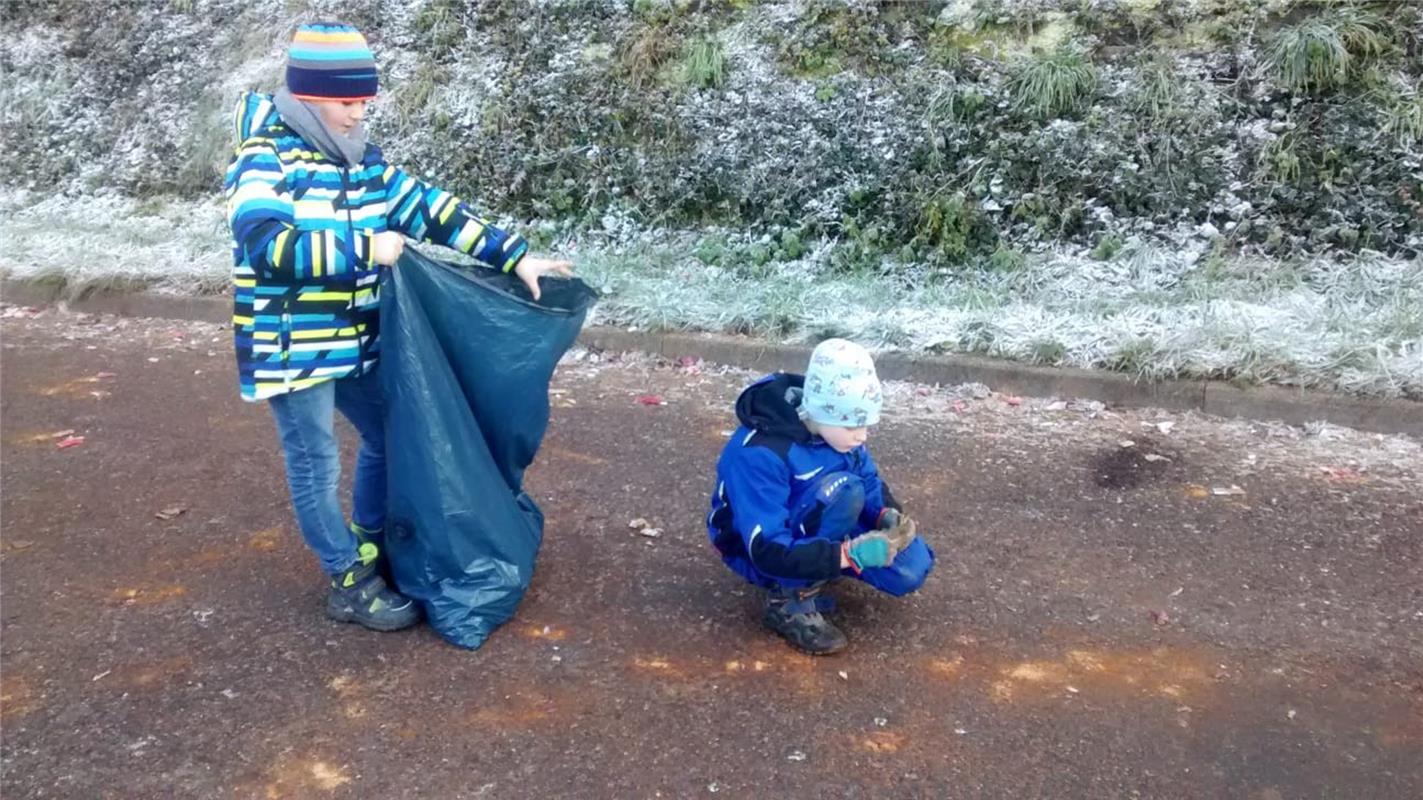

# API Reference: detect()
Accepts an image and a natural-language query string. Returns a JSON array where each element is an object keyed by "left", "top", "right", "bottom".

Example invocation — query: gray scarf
[{"left": 273, "top": 87, "right": 367, "bottom": 167}]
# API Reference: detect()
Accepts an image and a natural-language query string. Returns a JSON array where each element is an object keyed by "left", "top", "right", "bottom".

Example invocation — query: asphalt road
[{"left": 2, "top": 306, "right": 1420, "bottom": 799}]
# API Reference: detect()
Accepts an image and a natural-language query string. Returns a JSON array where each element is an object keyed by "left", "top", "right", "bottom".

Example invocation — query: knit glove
[
  {"left": 842, "top": 532, "right": 894, "bottom": 572},
  {"left": 884, "top": 515, "right": 918, "bottom": 553}
]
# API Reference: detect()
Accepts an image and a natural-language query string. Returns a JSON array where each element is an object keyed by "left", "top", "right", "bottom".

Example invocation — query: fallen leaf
[
  {"left": 628, "top": 518, "right": 649, "bottom": 529},
  {"left": 155, "top": 506, "right": 187, "bottom": 521},
  {"left": 1319, "top": 466, "right": 1366, "bottom": 483},
  {"left": 1004, "top": 396, "right": 1022, "bottom": 406},
  {"left": 635, "top": 395, "right": 666, "bottom": 406},
  {"left": 1150, "top": 609, "right": 1170, "bottom": 626},
  {"left": 56, "top": 436, "right": 85, "bottom": 449},
  {"left": 951, "top": 400, "right": 967, "bottom": 414},
  {"left": 638, "top": 527, "right": 662, "bottom": 538}
]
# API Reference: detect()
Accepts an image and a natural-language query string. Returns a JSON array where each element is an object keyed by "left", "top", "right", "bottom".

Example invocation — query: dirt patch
[{"left": 1091, "top": 440, "right": 1175, "bottom": 489}]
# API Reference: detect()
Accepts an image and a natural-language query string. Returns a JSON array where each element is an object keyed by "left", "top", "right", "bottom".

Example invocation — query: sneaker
[
  {"left": 326, "top": 542, "right": 421, "bottom": 632},
  {"left": 762, "top": 585, "right": 847, "bottom": 655}
]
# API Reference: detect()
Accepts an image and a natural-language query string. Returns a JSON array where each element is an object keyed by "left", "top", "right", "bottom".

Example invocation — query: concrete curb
[{"left": 4, "top": 280, "right": 1419, "bottom": 437}]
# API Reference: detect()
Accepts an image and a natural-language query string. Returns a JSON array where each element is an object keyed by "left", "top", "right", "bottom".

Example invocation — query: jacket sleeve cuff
[{"left": 500, "top": 236, "right": 529, "bottom": 274}]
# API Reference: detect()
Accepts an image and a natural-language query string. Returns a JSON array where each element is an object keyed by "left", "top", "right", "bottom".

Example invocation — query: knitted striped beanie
[{"left": 286, "top": 22, "right": 378, "bottom": 101}]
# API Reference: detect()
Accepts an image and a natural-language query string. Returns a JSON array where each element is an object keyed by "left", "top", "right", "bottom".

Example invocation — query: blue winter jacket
[
  {"left": 224, "top": 92, "right": 527, "bottom": 401},
  {"left": 707, "top": 373, "right": 899, "bottom": 585}
]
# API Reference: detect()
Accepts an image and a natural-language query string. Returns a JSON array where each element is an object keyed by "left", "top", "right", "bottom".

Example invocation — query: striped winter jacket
[{"left": 224, "top": 91, "right": 528, "bottom": 401}]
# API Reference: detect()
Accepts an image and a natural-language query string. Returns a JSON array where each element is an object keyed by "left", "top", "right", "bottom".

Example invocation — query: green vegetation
[
  {"left": 1266, "top": 7, "right": 1386, "bottom": 95},
  {"left": 1009, "top": 47, "right": 1097, "bottom": 119},
  {"left": 682, "top": 35, "right": 727, "bottom": 89}
]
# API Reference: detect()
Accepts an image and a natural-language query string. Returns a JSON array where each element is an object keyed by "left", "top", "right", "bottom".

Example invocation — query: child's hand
[
  {"left": 841, "top": 532, "right": 895, "bottom": 572},
  {"left": 372, "top": 231, "right": 405, "bottom": 266},
  {"left": 514, "top": 256, "right": 575, "bottom": 302},
  {"left": 885, "top": 515, "right": 917, "bottom": 552}
]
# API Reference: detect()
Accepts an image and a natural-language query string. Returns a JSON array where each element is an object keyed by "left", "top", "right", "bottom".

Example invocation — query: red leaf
[
  {"left": 56, "top": 436, "right": 85, "bottom": 449},
  {"left": 1005, "top": 396, "right": 1023, "bottom": 406},
  {"left": 636, "top": 395, "right": 666, "bottom": 406}
]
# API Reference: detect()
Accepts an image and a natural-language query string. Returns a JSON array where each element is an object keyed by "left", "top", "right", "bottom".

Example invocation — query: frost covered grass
[
  {"left": 0, "top": 190, "right": 231, "bottom": 297},
  {"left": 1, "top": 190, "right": 1418, "bottom": 399},
  {"left": 578, "top": 236, "right": 1423, "bottom": 400}
]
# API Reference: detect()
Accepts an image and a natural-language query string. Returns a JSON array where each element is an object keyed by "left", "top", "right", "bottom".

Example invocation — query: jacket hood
[
  {"left": 233, "top": 91, "right": 281, "bottom": 143},
  {"left": 734, "top": 373, "right": 813, "bottom": 443}
]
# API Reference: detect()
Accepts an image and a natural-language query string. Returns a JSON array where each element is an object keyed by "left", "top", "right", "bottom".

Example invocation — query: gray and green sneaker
[{"left": 326, "top": 542, "right": 421, "bottom": 632}]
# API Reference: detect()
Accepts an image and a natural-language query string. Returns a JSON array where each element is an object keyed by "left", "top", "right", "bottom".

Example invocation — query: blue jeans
[{"left": 268, "top": 369, "right": 386, "bottom": 576}]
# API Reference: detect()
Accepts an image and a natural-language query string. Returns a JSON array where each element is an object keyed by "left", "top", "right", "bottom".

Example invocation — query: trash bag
[{"left": 380, "top": 249, "right": 596, "bottom": 649}]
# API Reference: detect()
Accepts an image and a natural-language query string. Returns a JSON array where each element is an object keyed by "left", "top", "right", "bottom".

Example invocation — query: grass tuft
[
  {"left": 682, "top": 35, "right": 727, "bottom": 90},
  {"left": 1267, "top": 7, "right": 1386, "bottom": 94},
  {"left": 1009, "top": 47, "right": 1097, "bottom": 119}
]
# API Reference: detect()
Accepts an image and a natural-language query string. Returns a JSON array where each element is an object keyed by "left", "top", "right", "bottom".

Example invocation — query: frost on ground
[
  {"left": 7, "top": 302, "right": 1415, "bottom": 494},
  {"left": 1, "top": 188, "right": 1419, "bottom": 400},
  {"left": 555, "top": 343, "right": 1422, "bottom": 493}
]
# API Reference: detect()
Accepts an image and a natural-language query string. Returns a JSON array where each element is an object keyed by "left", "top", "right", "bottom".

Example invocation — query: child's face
[
  {"left": 310, "top": 98, "right": 370, "bottom": 136},
  {"left": 816, "top": 423, "right": 868, "bottom": 453}
]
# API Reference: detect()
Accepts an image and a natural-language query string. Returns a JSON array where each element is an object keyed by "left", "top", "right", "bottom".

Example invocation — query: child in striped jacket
[{"left": 225, "top": 21, "right": 573, "bottom": 632}]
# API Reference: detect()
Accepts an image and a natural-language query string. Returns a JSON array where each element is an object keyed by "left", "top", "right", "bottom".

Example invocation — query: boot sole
[
  {"left": 326, "top": 603, "right": 422, "bottom": 632},
  {"left": 785, "top": 636, "right": 847, "bottom": 656},
  {"left": 762, "top": 615, "right": 848, "bottom": 656}
]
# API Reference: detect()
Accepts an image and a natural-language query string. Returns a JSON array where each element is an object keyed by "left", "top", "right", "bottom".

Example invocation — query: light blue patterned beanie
[{"left": 801, "top": 338, "right": 883, "bottom": 428}]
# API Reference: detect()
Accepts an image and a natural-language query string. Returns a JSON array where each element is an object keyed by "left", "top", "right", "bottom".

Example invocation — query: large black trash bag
[{"left": 380, "top": 249, "right": 596, "bottom": 649}]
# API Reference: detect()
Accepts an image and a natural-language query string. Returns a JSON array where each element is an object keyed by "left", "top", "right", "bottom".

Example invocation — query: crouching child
[{"left": 706, "top": 339, "right": 934, "bottom": 655}]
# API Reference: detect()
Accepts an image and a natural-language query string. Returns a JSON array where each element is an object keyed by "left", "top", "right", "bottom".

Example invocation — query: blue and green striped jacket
[{"left": 224, "top": 91, "right": 528, "bottom": 401}]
